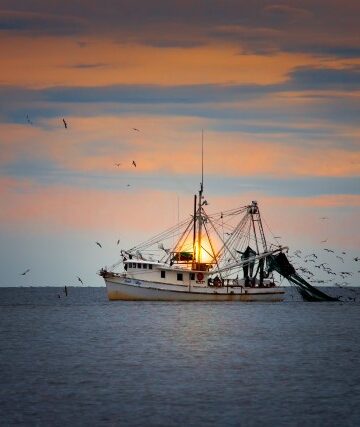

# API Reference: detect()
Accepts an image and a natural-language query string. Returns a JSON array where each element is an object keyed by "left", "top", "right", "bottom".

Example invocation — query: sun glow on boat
[
  {"left": 195, "top": 237, "right": 216, "bottom": 264},
  {"left": 176, "top": 234, "right": 216, "bottom": 264}
]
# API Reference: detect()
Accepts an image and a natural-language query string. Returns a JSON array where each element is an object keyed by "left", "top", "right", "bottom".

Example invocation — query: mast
[
  {"left": 192, "top": 194, "right": 197, "bottom": 267},
  {"left": 249, "top": 201, "right": 267, "bottom": 253},
  {"left": 196, "top": 130, "right": 204, "bottom": 264},
  {"left": 201, "top": 129, "right": 204, "bottom": 189}
]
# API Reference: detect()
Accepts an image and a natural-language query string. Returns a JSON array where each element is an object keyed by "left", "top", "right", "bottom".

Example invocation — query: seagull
[
  {"left": 21, "top": 268, "right": 30, "bottom": 276},
  {"left": 132, "top": 128, "right": 140, "bottom": 132},
  {"left": 158, "top": 243, "right": 170, "bottom": 254},
  {"left": 62, "top": 118, "right": 68, "bottom": 129},
  {"left": 319, "top": 263, "right": 330, "bottom": 268},
  {"left": 321, "top": 239, "right": 328, "bottom": 243},
  {"left": 96, "top": 241, "right": 102, "bottom": 248},
  {"left": 305, "top": 253, "right": 317, "bottom": 259},
  {"left": 354, "top": 257, "right": 359, "bottom": 262},
  {"left": 324, "top": 248, "right": 334, "bottom": 253},
  {"left": 114, "top": 163, "right": 122, "bottom": 167},
  {"left": 117, "top": 239, "right": 120, "bottom": 245},
  {"left": 336, "top": 256, "right": 344, "bottom": 263},
  {"left": 132, "top": 160, "right": 137, "bottom": 167},
  {"left": 77, "top": 276, "right": 83, "bottom": 285}
]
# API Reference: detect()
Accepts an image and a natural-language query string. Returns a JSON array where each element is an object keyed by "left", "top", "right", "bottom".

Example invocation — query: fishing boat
[{"left": 99, "top": 171, "right": 292, "bottom": 302}]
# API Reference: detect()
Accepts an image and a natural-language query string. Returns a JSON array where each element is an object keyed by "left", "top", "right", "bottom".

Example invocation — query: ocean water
[{"left": 1, "top": 287, "right": 359, "bottom": 427}]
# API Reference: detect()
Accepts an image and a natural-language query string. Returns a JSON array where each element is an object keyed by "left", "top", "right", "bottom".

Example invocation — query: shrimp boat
[{"left": 99, "top": 178, "right": 289, "bottom": 302}]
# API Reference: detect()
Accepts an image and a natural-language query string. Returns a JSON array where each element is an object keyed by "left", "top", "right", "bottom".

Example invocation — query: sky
[{"left": 0, "top": 0, "right": 359, "bottom": 287}]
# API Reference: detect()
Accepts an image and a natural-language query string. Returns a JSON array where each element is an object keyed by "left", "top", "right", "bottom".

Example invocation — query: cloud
[
  {"left": 1, "top": 64, "right": 359, "bottom": 109},
  {"left": 262, "top": 4, "right": 314, "bottom": 22},
  {"left": 1, "top": 115, "right": 359, "bottom": 185},
  {"left": 67, "top": 63, "right": 111, "bottom": 69},
  {"left": 289, "top": 66, "right": 360, "bottom": 90},
  {"left": 1, "top": 176, "right": 359, "bottom": 255},
  {"left": 0, "top": 9, "right": 85, "bottom": 34}
]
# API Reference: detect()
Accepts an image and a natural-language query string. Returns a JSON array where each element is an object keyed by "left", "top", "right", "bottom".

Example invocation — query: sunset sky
[{"left": 0, "top": 0, "right": 359, "bottom": 286}]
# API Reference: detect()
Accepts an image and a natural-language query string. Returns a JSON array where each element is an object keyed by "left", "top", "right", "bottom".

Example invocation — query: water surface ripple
[{"left": 1, "top": 287, "right": 359, "bottom": 426}]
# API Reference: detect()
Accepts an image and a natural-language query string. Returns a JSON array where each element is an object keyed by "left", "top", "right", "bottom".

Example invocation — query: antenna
[{"left": 201, "top": 129, "right": 204, "bottom": 191}]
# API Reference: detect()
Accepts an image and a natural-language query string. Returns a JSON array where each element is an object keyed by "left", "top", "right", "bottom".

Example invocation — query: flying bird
[
  {"left": 62, "top": 118, "right": 68, "bottom": 129},
  {"left": 115, "top": 163, "right": 122, "bottom": 167},
  {"left": 354, "top": 257, "right": 359, "bottom": 262},
  {"left": 324, "top": 248, "right": 334, "bottom": 253},
  {"left": 77, "top": 276, "right": 84, "bottom": 285},
  {"left": 320, "top": 217, "right": 328, "bottom": 220},
  {"left": 321, "top": 239, "right": 328, "bottom": 243},
  {"left": 117, "top": 239, "right": 120, "bottom": 245},
  {"left": 336, "top": 256, "right": 344, "bottom": 263},
  {"left": 96, "top": 241, "right": 102, "bottom": 248},
  {"left": 132, "top": 128, "right": 140, "bottom": 132},
  {"left": 318, "top": 263, "right": 330, "bottom": 268},
  {"left": 21, "top": 268, "right": 30, "bottom": 276},
  {"left": 158, "top": 243, "right": 170, "bottom": 254},
  {"left": 132, "top": 160, "right": 137, "bottom": 167}
]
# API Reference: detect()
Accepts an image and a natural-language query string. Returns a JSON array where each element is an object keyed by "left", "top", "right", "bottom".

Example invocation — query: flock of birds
[
  {"left": 289, "top": 248, "right": 359, "bottom": 288},
  {"left": 20, "top": 238, "right": 123, "bottom": 297},
  {"left": 20, "top": 236, "right": 359, "bottom": 296},
  {"left": 21, "top": 114, "right": 143, "bottom": 294},
  {"left": 26, "top": 115, "right": 139, "bottom": 183}
]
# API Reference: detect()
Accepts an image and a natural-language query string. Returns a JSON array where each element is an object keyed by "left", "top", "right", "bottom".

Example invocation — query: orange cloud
[
  {"left": 1, "top": 178, "right": 359, "bottom": 250},
  {"left": 1, "top": 115, "right": 359, "bottom": 178},
  {"left": 0, "top": 34, "right": 333, "bottom": 87}
]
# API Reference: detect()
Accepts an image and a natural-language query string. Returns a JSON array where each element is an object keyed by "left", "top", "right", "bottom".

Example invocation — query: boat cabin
[{"left": 123, "top": 259, "right": 210, "bottom": 287}]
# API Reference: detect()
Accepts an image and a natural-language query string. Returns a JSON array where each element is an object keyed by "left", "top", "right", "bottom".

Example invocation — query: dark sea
[{"left": 1, "top": 287, "right": 359, "bottom": 427}]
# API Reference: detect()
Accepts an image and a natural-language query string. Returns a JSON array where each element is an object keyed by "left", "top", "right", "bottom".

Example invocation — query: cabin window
[
  {"left": 190, "top": 272, "right": 195, "bottom": 280},
  {"left": 143, "top": 264, "right": 147, "bottom": 269},
  {"left": 128, "top": 264, "right": 132, "bottom": 269},
  {"left": 149, "top": 264, "right": 153, "bottom": 270},
  {"left": 137, "top": 263, "right": 141, "bottom": 269},
  {"left": 177, "top": 273, "right": 183, "bottom": 281},
  {"left": 132, "top": 263, "right": 136, "bottom": 268},
  {"left": 161, "top": 270, "right": 166, "bottom": 278}
]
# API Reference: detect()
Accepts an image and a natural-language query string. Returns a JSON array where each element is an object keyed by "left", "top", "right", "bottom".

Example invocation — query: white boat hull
[{"left": 105, "top": 277, "right": 285, "bottom": 302}]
